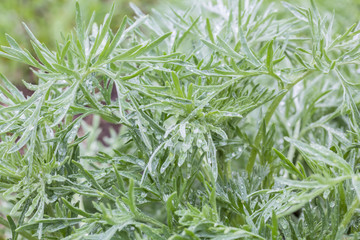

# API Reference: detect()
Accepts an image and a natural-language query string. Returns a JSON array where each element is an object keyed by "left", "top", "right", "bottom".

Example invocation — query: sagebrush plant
[{"left": 0, "top": 0, "right": 360, "bottom": 239}]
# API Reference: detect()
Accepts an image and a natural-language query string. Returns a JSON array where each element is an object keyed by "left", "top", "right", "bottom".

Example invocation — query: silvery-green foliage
[{"left": 1, "top": 0, "right": 360, "bottom": 239}]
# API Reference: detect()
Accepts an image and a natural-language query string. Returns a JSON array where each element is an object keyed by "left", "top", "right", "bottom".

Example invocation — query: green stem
[{"left": 246, "top": 70, "right": 313, "bottom": 174}]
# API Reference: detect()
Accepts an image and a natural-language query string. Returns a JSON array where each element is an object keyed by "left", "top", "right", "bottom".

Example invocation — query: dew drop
[
  {"left": 197, "top": 138, "right": 203, "bottom": 147},
  {"left": 280, "top": 219, "right": 289, "bottom": 230},
  {"left": 323, "top": 189, "right": 331, "bottom": 199},
  {"left": 24, "top": 189, "right": 30, "bottom": 197},
  {"left": 179, "top": 123, "right": 186, "bottom": 139}
]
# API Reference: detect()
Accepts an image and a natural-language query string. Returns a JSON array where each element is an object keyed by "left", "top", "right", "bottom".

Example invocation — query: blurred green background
[
  {"left": 0, "top": 0, "right": 359, "bottom": 85},
  {"left": 0, "top": 0, "right": 182, "bottom": 85}
]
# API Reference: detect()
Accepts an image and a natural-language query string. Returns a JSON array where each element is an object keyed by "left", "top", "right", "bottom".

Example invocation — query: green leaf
[
  {"left": 207, "top": 134, "right": 218, "bottom": 182},
  {"left": 88, "top": 2, "right": 115, "bottom": 62},
  {"left": 352, "top": 175, "right": 360, "bottom": 201},
  {"left": 61, "top": 198, "right": 92, "bottom": 218},
  {"left": 266, "top": 40, "right": 274, "bottom": 74},
  {"left": 271, "top": 210, "right": 278, "bottom": 240},
  {"left": 285, "top": 138, "right": 352, "bottom": 175},
  {"left": 238, "top": 27, "right": 261, "bottom": 66},
  {"left": 166, "top": 192, "right": 177, "bottom": 229},
  {"left": 273, "top": 148, "right": 304, "bottom": 179},
  {"left": 75, "top": 1, "right": 85, "bottom": 46},
  {"left": 206, "top": 18, "right": 215, "bottom": 43},
  {"left": 121, "top": 66, "right": 150, "bottom": 81},
  {"left": 7, "top": 215, "right": 17, "bottom": 240},
  {"left": 0, "top": 73, "right": 24, "bottom": 102},
  {"left": 131, "top": 32, "right": 172, "bottom": 57},
  {"left": 96, "top": 15, "right": 128, "bottom": 65}
]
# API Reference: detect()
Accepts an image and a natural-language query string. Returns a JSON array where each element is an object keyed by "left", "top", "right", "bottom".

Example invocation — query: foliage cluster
[{"left": 1, "top": 0, "right": 360, "bottom": 239}]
